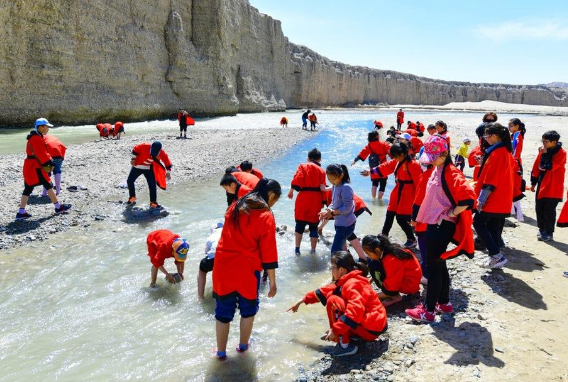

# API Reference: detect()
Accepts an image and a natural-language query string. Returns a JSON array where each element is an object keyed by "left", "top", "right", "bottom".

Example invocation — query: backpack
[{"left": 368, "top": 144, "right": 380, "bottom": 168}]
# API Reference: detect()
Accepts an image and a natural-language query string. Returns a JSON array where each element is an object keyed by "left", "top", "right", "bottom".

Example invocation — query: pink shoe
[
  {"left": 435, "top": 302, "right": 454, "bottom": 314},
  {"left": 405, "top": 305, "right": 435, "bottom": 323}
]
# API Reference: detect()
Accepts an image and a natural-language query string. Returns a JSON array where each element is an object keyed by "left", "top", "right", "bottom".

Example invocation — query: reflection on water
[{"left": 0, "top": 109, "right": 537, "bottom": 381}]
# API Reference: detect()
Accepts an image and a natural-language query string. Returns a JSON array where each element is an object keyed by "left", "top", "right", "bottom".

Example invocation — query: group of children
[{"left": 96, "top": 121, "right": 125, "bottom": 140}]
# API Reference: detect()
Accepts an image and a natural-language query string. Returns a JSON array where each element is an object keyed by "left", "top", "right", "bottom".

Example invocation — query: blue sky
[{"left": 248, "top": 0, "right": 568, "bottom": 85}]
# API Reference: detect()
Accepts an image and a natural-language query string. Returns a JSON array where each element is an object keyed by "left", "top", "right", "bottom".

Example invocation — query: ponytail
[
  {"left": 331, "top": 251, "right": 368, "bottom": 277},
  {"left": 361, "top": 234, "right": 414, "bottom": 260},
  {"left": 231, "top": 178, "right": 281, "bottom": 229},
  {"left": 326, "top": 163, "right": 351, "bottom": 184},
  {"left": 509, "top": 118, "right": 526, "bottom": 137},
  {"left": 485, "top": 123, "right": 513, "bottom": 153}
]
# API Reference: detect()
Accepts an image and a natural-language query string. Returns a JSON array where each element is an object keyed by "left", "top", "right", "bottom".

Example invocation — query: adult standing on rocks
[
  {"left": 126, "top": 141, "right": 172, "bottom": 210},
  {"left": 396, "top": 108, "right": 404, "bottom": 130},
  {"left": 16, "top": 118, "right": 72, "bottom": 220},
  {"left": 301, "top": 109, "right": 311, "bottom": 130},
  {"left": 177, "top": 109, "right": 194, "bottom": 139}
]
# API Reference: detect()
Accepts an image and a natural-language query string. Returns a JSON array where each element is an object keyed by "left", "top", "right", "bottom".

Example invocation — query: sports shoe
[
  {"left": 236, "top": 343, "right": 250, "bottom": 353},
  {"left": 405, "top": 305, "right": 435, "bottom": 323},
  {"left": 309, "top": 249, "right": 316, "bottom": 255},
  {"left": 331, "top": 342, "right": 358, "bottom": 357},
  {"left": 15, "top": 211, "right": 32, "bottom": 221},
  {"left": 420, "top": 276, "right": 428, "bottom": 286},
  {"left": 149, "top": 203, "right": 163, "bottom": 210},
  {"left": 403, "top": 240, "right": 417, "bottom": 249},
  {"left": 295, "top": 248, "right": 301, "bottom": 256},
  {"left": 563, "top": 271, "right": 568, "bottom": 278},
  {"left": 482, "top": 254, "right": 508, "bottom": 269},
  {"left": 55, "top": 204, "right": 72, "bottom": 215},
  {"left": 435, "top": 302, "right": 454, "bottom": 314},
  {"left": 539, "top": 233, "right": 552, "bottom": 242},
  {"left": 536, "top": 230, "right": 543, "bottom": 239},
  {"left": 126, "top": 196, "right": 136, "bottom": 206}
]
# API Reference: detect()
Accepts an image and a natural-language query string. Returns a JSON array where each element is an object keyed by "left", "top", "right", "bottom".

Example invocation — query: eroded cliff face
[{"left": 0, "top": 0, "right": 566, "bottom": 126}]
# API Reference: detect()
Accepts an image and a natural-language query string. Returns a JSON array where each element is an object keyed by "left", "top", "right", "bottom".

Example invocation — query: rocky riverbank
[{"left": 0, "top": 128, "right": 311, "bottom": 250}]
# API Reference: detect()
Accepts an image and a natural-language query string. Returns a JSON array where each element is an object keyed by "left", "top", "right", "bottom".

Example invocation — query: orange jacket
[
  {"left": 373, "top": 158, "right": 422, "bottom": 215},
  {"left": 113, "top": 121, "right": 124, "bottom": 136},
  {"left": 368, "top": 250, "right": 422, "bottom": 296},
  {"left": 147, "top": 230, "right": 180, "bottom": 268},
  {"left": 291, "top": 161, "right": 327, "bottom": 223},
  {"left": 236, "top": 166, "right": 264, "bottom": 179},
  {"left": 233, "top": 171, "right": 260, "bottom": 189},
  {"left": 213, "top": 203, "right": 278, "bottom": 301},
  {"left": 303, "top": 270, "right": 387, "bottom": 336},
  {"left": 475, "top": 144, "right": 515, "bottom": 214},
  {"left": 23, "top": 131, "right": 53, "bottom": 186},
  {"left": 131, "top": 143, "right": 172, "bottom": 171},
  {"left": 96, "top": 123, "right": 110, "bottom": 137},
  {"left": 43, "top": 134, "right": 66, "bottom": 160}
]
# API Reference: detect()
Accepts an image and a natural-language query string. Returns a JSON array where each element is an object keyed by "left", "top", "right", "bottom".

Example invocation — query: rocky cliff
[{"left": 0, "top": 0, "right": 566, "bottom": 127}]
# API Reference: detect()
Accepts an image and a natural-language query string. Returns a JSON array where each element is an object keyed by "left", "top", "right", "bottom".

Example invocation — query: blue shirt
[{"left": 328, "top": 183, "right": 356, "bottom": 227}]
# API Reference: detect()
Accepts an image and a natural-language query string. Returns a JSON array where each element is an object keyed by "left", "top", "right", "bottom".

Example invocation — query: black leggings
[
  {"left": 371, "top": 178, "right": 387, "bottom": 192},
  {"left": 295, "top": 220, "right": 319, "bottom": 238},
  {"left": 127, "top": 167, "right": 157, "bottom": 203},
  {"left": 381, "top": 211, "right": 414, "bottom": 241},
  {"left": 425, "top": 220, "right": 456, "bottom": 312},
  {"left": 22, "top": 169, "right": 53, "bottom": 196},
  {"left": 535, "top": 198, "right": 560, "bottom": 234}
]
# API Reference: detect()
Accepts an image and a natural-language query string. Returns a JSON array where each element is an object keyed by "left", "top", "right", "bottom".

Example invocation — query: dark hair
[
  {"left": 407, "top": 121, "right": 412, "bottom": 125},
  {"left": 427, "top": 124, "right": 435, "bottom": 130},
  {"left": 225, "top": 166, "right": 238, "bottom": 174},
  {"left": 368, "top": 131, "right": 379, "bottom": 142},
  {"left": 362, "top": 234, "right": 414, "bottom": 260},
  {"left": 417, "top": 131, "right": 424, "bottom": 137},
  {"left": 389, "top": 126, "right": 396, "bottom": 131},
  {"left": 509, "top": 118, "right": 526, "bottom": 137},
  {"left": 326, "top": 164, "right": 351, "bottom": 184},
  {"left": 307, "top": 109, "right": 311, "bottom": 113},
  {"left": 483, "top": 112, "right": 498, "bottom": 123},
  {"left": 542, "top": 130, "right": 560, "bottom": 142},
  {"left": 308, "top": 148, "right": 321, "bottom": 161},
  {"left": 331, "top": 251, "right": 368, "bottom": 277},
  {"left": 389, "top": 142, "right": 409, "bottom": 158},
  {"left": 240, "top": 160, "right": 253, "bottom": 171},
  {"left": 220, "top": 174, "right": 238, "bottom": 186},
  {"left": 485, "top": 123, "right": 513, "bottom": 152},
  {"left": 435, "top": 120, "right": 448, "bottom": 133},
  {"left": 232, "top": 178, "right": 281, "bottom": 228}
]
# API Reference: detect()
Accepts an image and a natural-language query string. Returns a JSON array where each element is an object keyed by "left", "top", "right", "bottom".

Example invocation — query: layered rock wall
[{"left": 0, "top": 0, "right": 566, "bottom": 127}]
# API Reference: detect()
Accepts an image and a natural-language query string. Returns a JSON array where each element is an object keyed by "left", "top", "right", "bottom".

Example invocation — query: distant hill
[{"left": 540, "top": 82, "right": 568, "bottom": 89}]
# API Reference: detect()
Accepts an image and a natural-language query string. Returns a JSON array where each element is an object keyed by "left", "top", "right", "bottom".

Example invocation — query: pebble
[
  {"left": 409, "top": 335, "right": 419, "bottom": 345},
  {"left": 495, "top": 347, "right": 504, "bottom": 353},
  {"left": 477, "top": 313, "right": 487, "bottom": 320}
]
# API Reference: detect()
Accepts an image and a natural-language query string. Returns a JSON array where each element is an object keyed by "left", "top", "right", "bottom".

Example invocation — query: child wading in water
[
  {"left": 213, "top": 179, "right": 281, "bottom": 360},
  {"left": 352, "top": 131, "right": 391, "bottom": 199},
  {"left": 288, "top": 252, "right": 387, "bottom": 357},
  {"left": 361, "top": 235, "right": 422, "bottom": 307},
  {"left": 319, "top": 164, "right": 356, "bottom": 253},
  {"left": 405, "top": 135, "right": 476, "bottom": 323}
]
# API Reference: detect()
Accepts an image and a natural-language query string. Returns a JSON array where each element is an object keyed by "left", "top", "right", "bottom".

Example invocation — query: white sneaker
[{"left": 483, "top": 254, "right": 508, "bottom": 269}]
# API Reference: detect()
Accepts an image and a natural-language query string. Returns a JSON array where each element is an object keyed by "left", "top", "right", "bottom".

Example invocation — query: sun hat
[
  {"left": 172, "top": 238, "right": 189, "bottom": 262},
  {"left": 419, "top": 135, "right": 449, "bottom": 164},
  {"left": 35, "top": 118, "right": 53, "bottom": 130}
]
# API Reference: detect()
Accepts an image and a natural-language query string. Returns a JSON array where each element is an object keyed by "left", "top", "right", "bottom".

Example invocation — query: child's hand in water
[
  {"left": 287, "top": 300, "right": 304, "bottom": 313},
  {"left": 324, "top": 329, "right": 337, "bottom": 342},
  {"left": 268, "top": 280, "right": 277, "bottom": 298},
  {"left": 165, "top": 274, "right": 176, "bottom": 284}
]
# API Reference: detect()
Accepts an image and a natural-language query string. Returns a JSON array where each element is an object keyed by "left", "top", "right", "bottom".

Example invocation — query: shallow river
[{"left": 0, "top": 109, "right": 539, "bottom": 381}]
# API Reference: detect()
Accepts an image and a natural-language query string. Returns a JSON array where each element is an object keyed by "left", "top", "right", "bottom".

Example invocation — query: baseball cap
[
  {"left": 211, "top": 222, "right": 224, "bottom": 234},
  {"left": 172, "top": 238, "right": 189, "bottom": 262},
  {"left": 35, "top": 118, "right": 53, "bottom": 129},
  {"left": 419, "top": 135, "right": 449, "bottom": 164},
  {"left": 150, "top": 141, "right": 162, "bottom": 156},
  {"left": 401, "top": 133, "right": 412, "bottom": 141}
]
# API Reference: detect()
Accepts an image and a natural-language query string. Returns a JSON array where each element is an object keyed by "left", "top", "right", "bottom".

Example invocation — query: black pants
[
  {"left": 473, "top": 212, "right": 505, "bottom": 256},
  {"left": 425, "top": 220, "right": 456, "bottom": 312},
  {"left": 371, "top": 178, "right": 387, "bottom": 192},
  {"left": 536, "top": 198, "right": 560, "bottom": 234},
  {"left": 23, "top": 169, "right": 53, "bottom": 196},
  {"left": 381, "top": 211, "right": 415, "bottom": 241},
  {"left": 127, "top": 167, "right": 157, "bottom": 203},
  {"left": 396, "top": 122, "right": 402, "bottom": 130}
]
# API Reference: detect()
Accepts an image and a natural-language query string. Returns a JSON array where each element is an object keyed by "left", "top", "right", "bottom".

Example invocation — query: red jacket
[
  {"left": 280, "top": 117, "right": 288, "bottom": 125},
  {"left": 233, "top": 171, "right": 260, "bottom": 189},
  {"left": 96, "top": 123, "right": 110, "bottom": 137},
  {"left": 407, "top": 122, "right": 417, "bottom": 130},
  {"left": 412, "top": 166, "right": 435, "bottom": 233},
  {"left": 468, "top": 146, "right": 482, "bottom": 180},
  {"left": 409, "top": 137, "right": 424, "bottom": 155},
  {"left": 303, "top": 270, "right": 387, "bottom": 336},
  {"left": 475, "top": 145, "right": 514, "bottom": 214},
  {"left": 558, "top": 189, "right": 568, "bottom": 227},
  {"left": 512, "top": 133, "right": 524, "bottom": 165},
  {"left": 417, "top": 123, "right": 425, "bottom": 133},
  {"left": 237, "top": 166, "right": 264, "bottom": 179},
  {"left": 373, "top": 158, "right": 422, "bottom": 215},
  {"left": 355, "top": 140, "right": 390, "bottom": 180},
  {"left": 396, "top": 111, "right": 404, "bottom": 124},
  {"left": 530, "top": 146, "right": 566, "bottom": 201},
  {"left": 368, "top": 250, "right": 422, "bottom": 296},
  {"left": 132, "top": 143, "right": 172, "bottom": 171},
  {"left": 213, "top": 203, "right": 278, "bottom": 301},
  {"left": 147, "top": 230, "right": 180, "bottom": 268},
  {"left": 177, "top": 113, "right": 195, "bottom": 126},
  {"left": 43, "top": 134, "right": 66, "bottom": 160},
  {"left": 227, "top": 183, "right": 253, "bottom": 206},
  {"left": 113, "top": 121, "right": 124, "bottom": 136},
  {"left": 23, "top": 131, "right": 52, "bottom": 186},
  {"left": 403, "top": 129, "right": 418, "bottom": 137},
  {"left": 325, "top": 191, "right": 371, "bottom": 218},
  {"left": 291, "top": 161, "right": 327, "bottom": 223}
]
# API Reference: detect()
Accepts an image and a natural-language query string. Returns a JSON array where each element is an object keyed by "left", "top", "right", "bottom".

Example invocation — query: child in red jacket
[
  {"left": 362, "top": 235, "right": 422, "bottom": 307},
  {"left": 146, "top": 229, "right": 189, "bottom": 287},
  {"left": 288, "top": 252, "right": 387, "bottom": 357},
  {"left": 530, "top": 130, "right": 566, "bottom": 241},
  {"left": 352, "top": 131, "right": 390, "bottom": 199},
  {"left": 213, "top": 179, "right": 281, "bottom": 359}
]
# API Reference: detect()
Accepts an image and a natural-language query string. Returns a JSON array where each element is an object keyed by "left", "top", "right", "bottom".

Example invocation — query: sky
[{"left": 248, "top": 0, "right": 568, "bottom": 85}]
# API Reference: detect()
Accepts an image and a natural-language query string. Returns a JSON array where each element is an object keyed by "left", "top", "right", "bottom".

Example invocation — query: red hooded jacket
[
  {"left": 236, "top": 166, "right": 264, "bottom": 179},
  {"left": 396, "top": 111, "right": 404, "bottom": 124},
  {"left": 23, "top": 130, "right": 53, "bottom": 186},
  {"left": 233, "top": 171, "right": 260, "bottom": 189},
  {"left": 355, "top": 140, "right": 390, "bottom": 180},
  {"left": 474, "top": 144, "right": 514, "bottom": 214},
  {"left": 557, "top": 189, "right": 568, "bottom": 227},
  {"left": 373, "top": 158, "right": 422, "bottom": 215},
  {"left": 291, "top": 161, "right": 327, "bottom": 223},
  {"left": 530, "top": 146, "right": 566, "bottom": 201},
  {"left": 303, "top": 270, "right": 387, "bottom": 336},
  {"left": 368, "top": 250, "right": 422, "bottom": 296},
  {"left": 147, "top": 230, "right": 180, "bottom": 268},
  {"left": 43, "top": 134, "right": 66, "bottom": 160}
]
